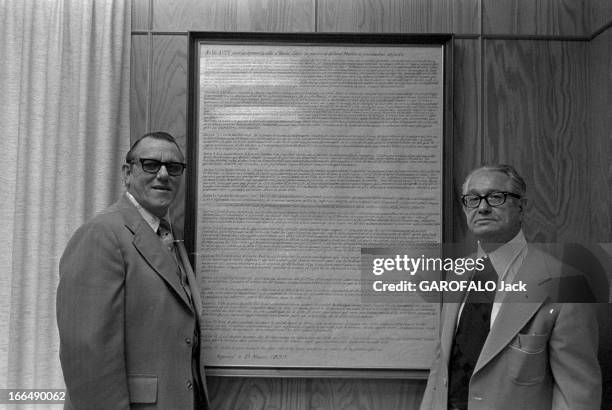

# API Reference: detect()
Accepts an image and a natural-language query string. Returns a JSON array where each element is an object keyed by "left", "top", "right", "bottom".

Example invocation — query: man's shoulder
[
  {"left": 527, "top": 244, "right": 590, "bottom": 277},
  {"left": 73, "top": 197, "right": 138, "bottom": 236},
  {"left": 526, "top": 245, "right": 597, "bottom": 303},
  {"left": 526, "top": 245, "right": 564, "bottom": 272},
  {"left": 93, "top": 198, "right": 131, "bottom": 222}
]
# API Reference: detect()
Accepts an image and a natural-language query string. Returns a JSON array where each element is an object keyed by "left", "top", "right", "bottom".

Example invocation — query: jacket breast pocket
[
  {"left": 128, "top": 374, "right": 158, "bottom": 404},
  {"left": 508, "top": 333, "right": 549, "bottom": 386}
]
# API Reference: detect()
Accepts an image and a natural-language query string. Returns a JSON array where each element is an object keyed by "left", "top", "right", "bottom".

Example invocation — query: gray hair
[{"left": 462, "top": 164, "right": 526, "bottom": 197}]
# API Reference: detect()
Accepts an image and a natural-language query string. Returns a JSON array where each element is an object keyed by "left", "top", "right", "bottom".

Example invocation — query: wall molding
[{"left": 131, "top": 31, "right": 610, "bottom": 42}]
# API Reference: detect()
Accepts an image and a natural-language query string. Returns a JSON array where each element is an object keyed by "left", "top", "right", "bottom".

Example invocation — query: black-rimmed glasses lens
[
  {"left": 461, "top": 192, "right": 521, "bottom": 208},
  {"left": 134, "top": 158, "right": 186, "bottom": 176}
]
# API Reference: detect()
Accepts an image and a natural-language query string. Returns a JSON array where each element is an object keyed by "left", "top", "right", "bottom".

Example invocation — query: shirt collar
[
  {"left": 477, "top": 230, "right": 527, "bottom": 274},
  {"left": 125, "top": 191, "right": 170, "bottom": 233}
]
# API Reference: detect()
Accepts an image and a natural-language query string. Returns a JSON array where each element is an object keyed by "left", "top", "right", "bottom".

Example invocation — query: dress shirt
[{"left": 125, "top": 191, "right": 170, "bottom": 234}]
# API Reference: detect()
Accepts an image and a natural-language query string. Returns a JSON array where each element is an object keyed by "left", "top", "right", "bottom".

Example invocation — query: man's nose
[
  {"left": 156, "top": 165, "right": 170, "bottom": 179},
  {"left": 477, "top": 198, "right": 492, "bottom": 212}
]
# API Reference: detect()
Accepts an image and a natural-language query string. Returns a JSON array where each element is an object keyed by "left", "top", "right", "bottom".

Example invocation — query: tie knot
[
  {"left": 158, "top": 218, "right": 171, "bottom": 234},
  {"left": 476, "top": 256, "right": 497, "bottom": 280}
]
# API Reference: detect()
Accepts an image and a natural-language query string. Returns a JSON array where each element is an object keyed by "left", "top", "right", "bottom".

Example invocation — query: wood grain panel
[
  {"left": 150, "top": 36, "right": 188, "bottom": 141},
  {"left": 590, "top": 0, "right": 612, "bottom": 34},
  {"left": 317, "top": 0, "right": 479, "bottom": 34},
  {"left": 131, "top": 0, "right": 150, "bottom": 31},
  {"left": 588, "top": 28, "right": 612, "bottom": 242},
  {"left": 152, "top": 0, "right": 314, "bottom": 32},
  {"left": 208, "top": 377, "right": 309, "bottom": 410},
  {"left": 482, "top": 0, "right": 588, "bottom": 36},
  {"left": 310, "top": 378, "right": 425, "bottom": 409},
  {"left": 483, "top": 40, "right": 589, "bottom": 242},
  {"left": 207, "top": 377, "right": 425, "bottom": 410},
  {"left": 150, "top": 35, "right": 188, "bottom": 238},
  {"left": 452, "top": 39, "right": 481, "bottom": 243},
  {"left": 130, "top": 35, "right": 149, "bottom": 142}
]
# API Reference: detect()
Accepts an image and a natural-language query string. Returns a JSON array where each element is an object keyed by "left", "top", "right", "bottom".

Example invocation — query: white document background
[{"left": 196, "top": 43, "right": 443, "bottom": 368}]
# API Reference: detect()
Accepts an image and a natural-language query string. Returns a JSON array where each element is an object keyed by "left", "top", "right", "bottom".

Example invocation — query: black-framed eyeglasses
[
  {"left": 131, "top": 158, "right": 186, "bottom": 176},
  {"left": 461, "top": 191, "right": 522, "bottom": 208}
]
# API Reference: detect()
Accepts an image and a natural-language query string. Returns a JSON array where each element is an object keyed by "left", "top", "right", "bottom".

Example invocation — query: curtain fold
[{"left": 0, "top": 0, "right": 130, "bottom": 393}]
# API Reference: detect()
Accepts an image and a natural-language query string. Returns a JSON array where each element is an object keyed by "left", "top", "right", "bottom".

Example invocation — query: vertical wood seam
[
  {"left": 314, "top": 0, "right": 318, "bottom": 32},
  {"left": 146, "top": 0, "right": 153, "bottom": 133},
  {"left": 148, "top": 0, "right": 153, "bottom": 31},
  {"left": 588, "top": 0, "right": 592, "bottom": 36},
  {"left": 582, "top": 36, "right": 594, "bottom": 241},
  {"left": 478, "top": 0, "right": 484, "bottom": 164}
]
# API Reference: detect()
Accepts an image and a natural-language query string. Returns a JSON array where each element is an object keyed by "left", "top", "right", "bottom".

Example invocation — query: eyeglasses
[
  {"left": 461, "top": 191, "right": 521, "bottom": 208},
  {"left": 131, "top": 158, "right": 186, "bottom": 176}
]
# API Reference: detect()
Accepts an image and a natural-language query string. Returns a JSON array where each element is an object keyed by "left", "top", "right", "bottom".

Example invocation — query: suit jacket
[
  {"left": 57, "top": 195, "right": 209, "bottom": 409},
  {"left": 420, "top": 246, "right": 601, "bottom": 410}
]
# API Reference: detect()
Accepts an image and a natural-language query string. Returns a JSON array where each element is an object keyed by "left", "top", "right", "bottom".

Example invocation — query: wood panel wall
[
  {"left": 130, "top": 1, "right": 612, "bottom": 408},
  {"left": 588, "top": 26, "right": 612, "bottom": 243},
  {"left": 482, "top": 0, "right": 588, "bottom": 36},
  {"left": 483, "top": 40, "right": 590, "bottom": 242}
]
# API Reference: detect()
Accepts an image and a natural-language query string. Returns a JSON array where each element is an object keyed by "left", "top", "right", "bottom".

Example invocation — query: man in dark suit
[
  {"left": 420, "top": 164, "right": 601, "bottom": 410},
  {"left": 57, "top": 132, "right": 209, "bottom": 409}
]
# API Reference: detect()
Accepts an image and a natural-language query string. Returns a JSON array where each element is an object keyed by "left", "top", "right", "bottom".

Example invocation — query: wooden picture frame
[{"left": 186, "top": 32, "right": 453, "bottom": 377}]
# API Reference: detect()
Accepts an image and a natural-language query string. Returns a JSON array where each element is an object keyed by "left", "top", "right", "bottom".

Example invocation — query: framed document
[{"left": 186, "top": 32, "right": 453, "bottom": 376}]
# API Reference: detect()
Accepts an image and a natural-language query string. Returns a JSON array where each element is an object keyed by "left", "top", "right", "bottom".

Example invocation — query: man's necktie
[
  {"left": 157, "top": 218, "right": 174, "bottom": 252},
  {"left": 158, "top": 218, "right": 192, "bottom": 300},
  {"left": 447, "top": 256, "right": 498, "bottom": 410}
]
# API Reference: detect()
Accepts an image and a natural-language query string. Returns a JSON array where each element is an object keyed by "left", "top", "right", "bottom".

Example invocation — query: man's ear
[
  {"left": 518, "top": 197, "right": 528, "bottom": 214},
  {"left": 121, "top": 163, "right": 132, "bottom": 188}
]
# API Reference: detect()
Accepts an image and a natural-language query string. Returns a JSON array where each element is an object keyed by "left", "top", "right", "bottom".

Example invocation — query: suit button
[
  {"left": 186, "top": 380, "right": 193, "bottom": 390},
  {"left": 185, "top": 337, "right": 192, "bottom": 345}
]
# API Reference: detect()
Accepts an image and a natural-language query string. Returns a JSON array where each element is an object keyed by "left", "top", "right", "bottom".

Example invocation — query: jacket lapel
[
  {"left": 176, "top": 241, "right": 210, "bottom": 403},
  {"left": 118, "top": 196, "right": 194, "bottom": 311},
  {"left": 439, "top": 300, "right": 462, "bottom": 367},
  {"left": 473, "top": 247, "right": 552, "bottom": 374},
  {"left": 177, "top": 242, "right": 203, "bottom": 318}
]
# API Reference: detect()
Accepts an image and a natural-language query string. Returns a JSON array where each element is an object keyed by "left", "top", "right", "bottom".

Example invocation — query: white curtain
[{"left": 0, "top": 0, "right": 130, "bottom": 396}]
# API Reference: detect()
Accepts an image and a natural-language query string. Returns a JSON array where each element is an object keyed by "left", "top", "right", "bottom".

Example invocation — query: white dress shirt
[{"left": 125, "top": 191, "right": 171, "bottom": 234}]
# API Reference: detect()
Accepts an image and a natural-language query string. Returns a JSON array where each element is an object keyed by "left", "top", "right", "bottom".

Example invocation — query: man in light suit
[
  {"left": 420, "top": 164, "right": 601, "bottom": 410},
  {"left": 57, "top": 132, "right": 209, "bottom": 409}
]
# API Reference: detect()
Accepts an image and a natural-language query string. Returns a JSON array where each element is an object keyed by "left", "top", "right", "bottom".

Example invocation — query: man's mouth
[{"left": 152, "top": 186, "right": 171, "bottom": 191}]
